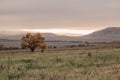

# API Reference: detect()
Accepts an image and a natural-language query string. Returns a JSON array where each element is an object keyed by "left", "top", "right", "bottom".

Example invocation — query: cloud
[{"left": 0, "top": 0, "right": 120, "bottom": 30}]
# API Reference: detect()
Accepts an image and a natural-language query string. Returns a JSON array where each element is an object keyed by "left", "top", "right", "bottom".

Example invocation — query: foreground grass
[{"left": 0, "top": 48, "right": 120, "bottom": 80}]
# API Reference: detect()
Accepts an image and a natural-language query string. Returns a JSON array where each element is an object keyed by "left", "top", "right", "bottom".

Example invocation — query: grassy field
[{"left": 0, "top": 48, "right": 120, "bottom": 80}]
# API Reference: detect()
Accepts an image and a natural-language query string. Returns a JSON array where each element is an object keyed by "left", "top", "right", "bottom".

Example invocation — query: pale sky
[{"left": 0, "top": 0, "right": 120, "bottom": 35}]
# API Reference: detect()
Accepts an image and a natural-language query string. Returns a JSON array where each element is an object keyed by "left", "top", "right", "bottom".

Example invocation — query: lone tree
[{"left": 21, "top": 33, "right": 46, "bottom": 52}]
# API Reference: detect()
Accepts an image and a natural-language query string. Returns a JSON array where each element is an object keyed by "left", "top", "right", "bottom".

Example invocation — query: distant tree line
[{"left": 0, "top": 44, "right": 20, "bottom": 50}]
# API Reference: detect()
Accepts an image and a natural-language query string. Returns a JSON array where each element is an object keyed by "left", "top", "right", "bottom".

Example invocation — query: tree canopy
[{"left": 21, "top": 33, "right": 46, "bottom": 52}]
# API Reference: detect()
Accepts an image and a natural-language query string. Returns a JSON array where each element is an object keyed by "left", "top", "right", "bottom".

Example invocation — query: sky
[{"left": 0, "top": 0, "right": 120, "bottom": 35}]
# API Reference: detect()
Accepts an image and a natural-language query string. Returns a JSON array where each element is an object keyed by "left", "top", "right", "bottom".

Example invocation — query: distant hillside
[
  {"left": 0, "top": 33, "right": 82, "bottom": 48},
  {"left": 80, "top": 27, "right": 120, "bottom": 42},
  {"left": 0, "top": 32, "right": 81, "bottom": 41},
  {"left": 42, "top": 33, "right": 80, "bottom": 41},
  {"left": 0, "top": 27, "right": 120, "bottom": 42}
]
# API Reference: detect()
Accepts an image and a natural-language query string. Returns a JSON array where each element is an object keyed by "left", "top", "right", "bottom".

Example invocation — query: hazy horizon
[
  {"left": 0, "top": 27, "right": 119, "bottom": 37},
  {"left": 0, "top": 0, "right": 120, "bottom": 36}
]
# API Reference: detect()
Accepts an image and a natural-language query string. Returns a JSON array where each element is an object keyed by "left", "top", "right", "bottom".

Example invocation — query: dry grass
[{"left": 0, "top": 48, "right": 120, "bottom": 80}]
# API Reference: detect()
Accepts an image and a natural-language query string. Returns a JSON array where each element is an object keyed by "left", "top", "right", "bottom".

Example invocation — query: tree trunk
[
  {"left": 41, "top": 49, "right": 44, "bottom": 53},
  {"left": 30, "top": 47, "right": 35, "bottom": 52}
]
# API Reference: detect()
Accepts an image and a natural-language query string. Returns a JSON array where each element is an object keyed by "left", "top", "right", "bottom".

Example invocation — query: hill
[
  {"left": 0, "top": 27, "right": 120, "bottom": 42},
  {"left": 80, "top": 27, "right": 120, "bottom": 42},
  {"left": 0, "top": 32, "right": 81, "bottom": 41},
  {"left": 0, "top": 33, "right": 81, "bottom": 47}
]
